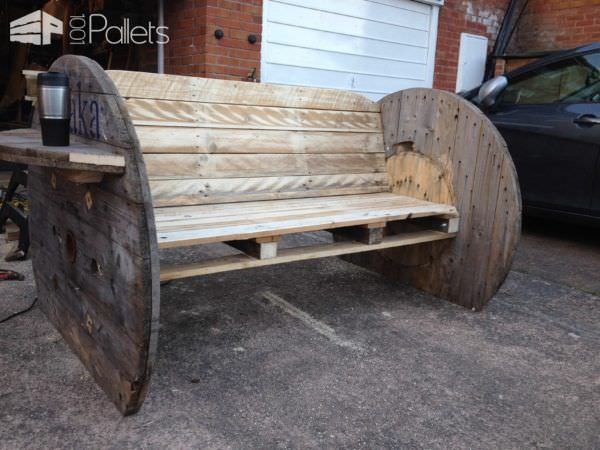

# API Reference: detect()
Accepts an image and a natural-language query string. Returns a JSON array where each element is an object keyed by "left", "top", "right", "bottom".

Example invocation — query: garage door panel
[
  {"left": 273, "top": 0, "right": 431, "bottom": 30},
  {"left": 267, "top": 1, "right": 430, "bottom": 47},
  {"left": 262, "top": 0, "right": 439, "bottom": 100},
  {"left": 267, "top": 23, "right": 429, "bottom": 65},
  {"left": 265, "top": 44, "right": 428, "bottom": 81},
  {"left": 264, "top": 64, "right": 428, "bottom": 100},
  {"left": 365, "top": 0, "right": 433, "bottom": 14}
]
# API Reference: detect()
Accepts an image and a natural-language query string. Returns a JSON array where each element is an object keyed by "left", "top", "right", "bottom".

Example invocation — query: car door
[{"left": 487, "top": 51, "right": 600, "bottom": 216}]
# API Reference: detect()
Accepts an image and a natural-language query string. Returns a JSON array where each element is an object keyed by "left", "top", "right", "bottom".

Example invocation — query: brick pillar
[
  {"left": 164, "top": 1, "right": 207, "bottom": 76},
  {"left": 163, "top": 0, "right": 262, "bottom": 80}
]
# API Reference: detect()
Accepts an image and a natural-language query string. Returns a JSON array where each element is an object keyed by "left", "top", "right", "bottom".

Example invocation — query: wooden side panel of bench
[
  {"left": 343, "top": 89, "right": 521, "bottom": 310},
  {"left": 29, "top": 56, "right": 159, "bottom": 415},
  {"left": 108, "top": 71, "right": 388, "bottom": 207}
]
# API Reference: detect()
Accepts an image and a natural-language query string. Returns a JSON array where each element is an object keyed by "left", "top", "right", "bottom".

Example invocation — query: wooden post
[{"left": 227, "top": 236, "right": 280, "bottom": 260}]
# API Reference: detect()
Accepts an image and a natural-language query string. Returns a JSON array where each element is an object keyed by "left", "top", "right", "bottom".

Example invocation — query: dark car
[{"left": 463, "top": 42, "right": 600, "bottom": 226}]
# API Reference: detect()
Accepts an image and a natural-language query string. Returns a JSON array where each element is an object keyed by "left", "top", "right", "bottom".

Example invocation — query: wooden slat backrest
[{"left": 108, "top": 71, "right": 388, "bottom": 207}]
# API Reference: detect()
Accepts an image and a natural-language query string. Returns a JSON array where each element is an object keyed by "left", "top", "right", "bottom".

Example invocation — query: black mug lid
[{"left": 38, "top": 71, "right": 69, "bottom": 87}]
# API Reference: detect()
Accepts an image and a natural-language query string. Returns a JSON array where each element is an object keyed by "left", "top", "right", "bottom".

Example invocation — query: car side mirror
[{"left": 478, "top": 76, "right": 508, "bottom": 108}]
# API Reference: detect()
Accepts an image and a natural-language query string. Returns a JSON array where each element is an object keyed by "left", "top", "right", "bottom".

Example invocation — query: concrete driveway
[{"left": 1, "top": 218, "right": 599, "bottom": 449}]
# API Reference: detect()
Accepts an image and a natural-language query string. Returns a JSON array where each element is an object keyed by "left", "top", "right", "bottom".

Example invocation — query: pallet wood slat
[
  {"left": 227, "top": 237, "right": 280, "bottom": 260},
  {"left": 11, "top": 56, "right": 520, "bottom": 416},
  {"left": 107, "top": 70, "right": 380, "bottom": 112},
  {"left": 135, "top": 127, "right": 385, "bottom": 154},
  {"left": 160, "top": 230, "right": 456, "bottom": 282},
  {"left": 148, "top": 174, "right": 389, "bottom": 207},
  {"left": 155, "top": 195, "right": 458, "bottom": 248},
  {"left": 153, "top": 193, "right": 426, "bottom": 218},
  {"left": 153, "top": 194, "right": 434, "bottom": 225},
  {"left": 0, "top": 129, "right": 125, "bottom": 174},
  {"left": 143, "top": 153, "right": 386, "bottom": 179},
  {"left": 125, "top": 99, "right": 383, "bottom": 132},
  {"left": 331, "top": 224, "right": 385, "bottom": 245}
]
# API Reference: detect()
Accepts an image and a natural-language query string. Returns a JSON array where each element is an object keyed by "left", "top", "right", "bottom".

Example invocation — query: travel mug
[{"left": 38, "top": 72, "right": 70, "bottom": 146}]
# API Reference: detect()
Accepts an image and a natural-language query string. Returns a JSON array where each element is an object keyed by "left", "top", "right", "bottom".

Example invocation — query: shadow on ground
[{"left": 0, "top": 224, "right": 598, "bottom": 449}]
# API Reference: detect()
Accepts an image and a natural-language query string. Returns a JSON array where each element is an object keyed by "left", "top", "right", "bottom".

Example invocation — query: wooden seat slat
[
  {"left": 153, "top": 193, "right": 419, "bottom": 220},
  {"left": 154, "top": 194, "right": 433, "bottom": 224},
  {"left": 155, "top": 193, "right": 457, "bottom": 248}
]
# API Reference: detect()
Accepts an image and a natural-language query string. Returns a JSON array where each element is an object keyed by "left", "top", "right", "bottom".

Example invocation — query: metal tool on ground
[
  {"left": 0, "top": 163, "right": 29, "bottom": 259},
  {"left": 0, "top": 269, "right": 25, "bottom": 282}
]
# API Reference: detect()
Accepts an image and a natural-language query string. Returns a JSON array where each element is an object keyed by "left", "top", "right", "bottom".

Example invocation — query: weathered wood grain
[
  {"left": 149, "top": 173, "right": 388, "bottom": 207},
  {"left": 25, "top": 61, "right": 521, "bottom": 418},
  {"left": 0, "top": 129, "right": 125, "bottom": 173},
  {"left": 135, "top": 127, "right": 384, "bottom": 154},
  {"left": 125, "top": 99, "right": 382, "bottom": 132},
  {"left": 109, "top": 71, "right": 385, "bottom": 208},
  {"left": 108, "top": 70, "right": 380, "bottom": 112},
  {"left": 154, "top": 193, "right": 457, "bottom": 248},
  {"left": 144, "top": 153, "right": 385, "bottom": 179},
  {"left": 160, "top": 230, "right": 456, "bottom": 282},
  {"left": 29, "top": 55, "right": 160, "bottom": 415},
  {"left": 343, "top": 89, "right": 521, "bottom": 310}
]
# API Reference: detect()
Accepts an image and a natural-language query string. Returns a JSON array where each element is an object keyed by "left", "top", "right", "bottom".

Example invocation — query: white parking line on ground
[{"left": 261, "top": 290, "right": 363, "bottom": 352}]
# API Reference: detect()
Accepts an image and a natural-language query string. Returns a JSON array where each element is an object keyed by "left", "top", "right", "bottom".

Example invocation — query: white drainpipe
[{"left": 158, "top": 0, "right": 165, "bottom": 74}]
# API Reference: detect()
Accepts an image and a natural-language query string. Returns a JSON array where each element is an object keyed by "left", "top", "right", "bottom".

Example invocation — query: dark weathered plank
[
  {"left": 0, "top": 129, "right": 125, "bottom": 173},
  {"left": 29, "top": 55, "right": 160, "bottom": 415}
]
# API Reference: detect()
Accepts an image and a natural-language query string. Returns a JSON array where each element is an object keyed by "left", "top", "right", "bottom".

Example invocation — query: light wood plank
[
  {"left": 154, "top": 193, "right": 426, "bottom": 222},
  {"left": 159, "top": 230, "right": 456, "bottom": 282},
  {"left": 109, "top": 70, "right": 379, "bottom": 112},
  {"left": 227, "top": 238, "right": 279, "bottom": 260},
  {"left": 125, "top": 99, "right": 382, "bottom": 132},
  {"left": 331, "top": 224, "right": 385, "bottom": 245},
  {"left": 155, "top": 196, "right": 443, "bottom": 231},
  {"left": 144, "top": 153, "right": 386, "bottom": 179},
  {"left": 136, "top": 127, "right": 385, "bottom": 154},
  {"left": 150, "top": 173, "right": 389, "bottom": 207},
  {"left": 156, "top": 199, "right": 458, "bottom": 248}
]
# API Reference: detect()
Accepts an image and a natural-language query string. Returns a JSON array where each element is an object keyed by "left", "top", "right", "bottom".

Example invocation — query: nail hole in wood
[
  {"left": 90, "top": 258, "right": 102, "bottom": 276},
  {"left": 65, "top": 231, "right": 77, "bottom": 264}
]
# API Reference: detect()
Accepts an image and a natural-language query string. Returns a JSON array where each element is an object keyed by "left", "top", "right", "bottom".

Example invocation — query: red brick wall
[
  {"left": 164, "top": 0, "right": 262, "bottom": 80},
  {"left": 511, "top": 0, "right": 600, "bottom": 54},
  {"left": 162, "top": 0, "right": 597, "bottom": 90},
  {"left": 433, "top": 0, "right": 510, "bottom": 91},
  {"left": 164, "top": 1, "right": 207, "bottom": 76}
]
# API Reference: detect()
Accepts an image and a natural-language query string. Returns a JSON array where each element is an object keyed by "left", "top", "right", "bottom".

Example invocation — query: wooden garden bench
[{"left": 0, "top": 56, "right": 521, "bottom": 415}]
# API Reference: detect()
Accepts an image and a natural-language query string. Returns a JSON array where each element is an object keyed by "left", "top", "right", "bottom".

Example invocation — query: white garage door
[{"left": 261, "top": 0, "right": 443, "bottom": 100}]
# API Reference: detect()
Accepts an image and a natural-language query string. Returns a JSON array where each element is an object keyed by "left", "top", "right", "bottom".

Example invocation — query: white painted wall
[
  {"left": 455, "top": 33, "right": 489, "bottom": 93},
  {"left": 261, "top": 0, "right": 441, "bottom": 100}
]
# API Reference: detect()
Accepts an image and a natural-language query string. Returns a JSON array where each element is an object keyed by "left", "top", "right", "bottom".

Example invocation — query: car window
[{"left": 498, "top": 52, "right": 600, "bottom": 106}]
